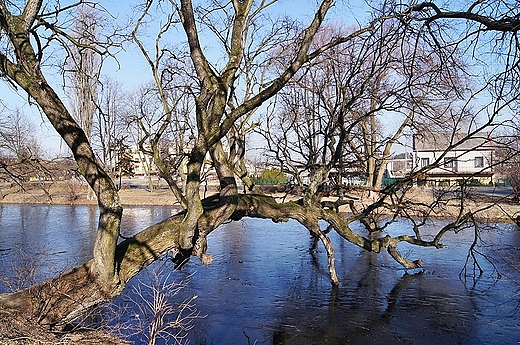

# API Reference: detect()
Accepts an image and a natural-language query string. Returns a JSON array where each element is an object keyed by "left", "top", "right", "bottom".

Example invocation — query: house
[
  {"left": 412, "top": 132, "right": 495, "bottom": 186},
  {"left": 385, "top": 154, "right": 413, "bottom": 179},
  {"left": 128, "top": 145, "right": 156, "bottom": 176}
]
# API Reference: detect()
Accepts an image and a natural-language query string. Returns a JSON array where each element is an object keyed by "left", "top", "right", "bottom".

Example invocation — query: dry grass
[
  {"left": 1, "top": 182, "right": 519, "bottom": 223},
  {"left": 0, "top": 182, "right": 179, "bottom": 206},
  {"left": 0, "top": 310, "right": 127, "bottom": 345}
]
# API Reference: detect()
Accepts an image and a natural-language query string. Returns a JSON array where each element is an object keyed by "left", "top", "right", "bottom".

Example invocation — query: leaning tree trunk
[
  {"left": 0, "top": 0, "right": 429, "bottom": 333},
  {"left": 1, "top": 32, "right": 122, "bottom": 293},
  {"left": 0, "top": 0, "right": 125, "bottom": 312}
]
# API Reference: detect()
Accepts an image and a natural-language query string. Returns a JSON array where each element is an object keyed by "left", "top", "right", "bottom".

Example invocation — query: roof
[{"left": 413, "top": 132, "right": 494, "bottom": 152}]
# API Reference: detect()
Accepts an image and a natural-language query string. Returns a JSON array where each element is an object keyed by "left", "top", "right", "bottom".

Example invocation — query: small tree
[
  {"left": 114, "top": 138, "right": 135, "bottom": 190},
  {"left": 256, "top": 167, "right": 286, "bottom": 185}
]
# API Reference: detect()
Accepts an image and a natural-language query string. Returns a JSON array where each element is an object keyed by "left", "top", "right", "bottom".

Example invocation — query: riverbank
[
  {"left": 1, "top": 181, "right": 519, "bottom": 224},
  {"left": 0, "top": 182, "right": 180, "bottom": 206}
]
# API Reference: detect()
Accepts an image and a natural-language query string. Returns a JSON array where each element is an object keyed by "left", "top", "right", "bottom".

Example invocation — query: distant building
[
  {"left": 128, "top": 145, "right": 156, "bottom": 176},
  {"left": 385, "top": 156, "right": 413, "bottom": 179},
  {"left": 412, "top": 132, "right": 495, "bottom": 185}
]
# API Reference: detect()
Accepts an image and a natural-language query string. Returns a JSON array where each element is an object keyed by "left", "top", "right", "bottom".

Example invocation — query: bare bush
[
  {"left": 0, "top": 246, "right": 47, "bottom": 293},
  {"left": 107, "top": 265, "right": 204, "bottom": 345}
]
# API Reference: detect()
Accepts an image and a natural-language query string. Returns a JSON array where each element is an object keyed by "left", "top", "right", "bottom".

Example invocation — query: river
[{"left": 0, "top": 204, "right": 519, "bottom": 344}]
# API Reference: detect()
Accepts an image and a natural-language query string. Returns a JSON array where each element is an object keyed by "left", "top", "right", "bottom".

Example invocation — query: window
[
  {"left": 474, "top": 156, "right": 484, "bottom": 168},
  {"left": 420, "top": 157, "right": 430, "bottom": 167},
  {"left": 444, "top": 157, "right": 457, "bottom": 170}
]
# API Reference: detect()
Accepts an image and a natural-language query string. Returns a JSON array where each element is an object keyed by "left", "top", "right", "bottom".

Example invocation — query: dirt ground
[{"left": 0, "top": 182, "right": 180, "bottom": 206}]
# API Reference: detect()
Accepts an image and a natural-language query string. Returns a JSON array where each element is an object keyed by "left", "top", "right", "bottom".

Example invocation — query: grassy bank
[{"left": 0, "top": 181, "right": 179, "bottom": 206}]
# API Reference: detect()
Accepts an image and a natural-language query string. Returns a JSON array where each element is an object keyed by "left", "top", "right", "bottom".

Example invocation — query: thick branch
[
  {"left": 178, "top": 0, "right": 217, "bottom": 83},
  {"left": 219, "top": 0, "right": 335, "bottom": 138},
  {"left": 22, "top": 0, "right": 42, "bottom": 30},
  {"left": 410, "top": 2, "right": 520, "bottom": 32}
]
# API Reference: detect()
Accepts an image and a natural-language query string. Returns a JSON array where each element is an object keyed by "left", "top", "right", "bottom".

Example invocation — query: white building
[
  {"left": 128, "top": 145, "right": 156, "bottom": 176},
  {"left": 412, "top": 132, "right": 495, "bottom": 185}
]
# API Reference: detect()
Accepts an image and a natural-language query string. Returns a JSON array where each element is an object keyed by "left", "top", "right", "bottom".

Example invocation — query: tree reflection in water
[{"left": 185, "top": 218, "right": 518, "bottom": 345}]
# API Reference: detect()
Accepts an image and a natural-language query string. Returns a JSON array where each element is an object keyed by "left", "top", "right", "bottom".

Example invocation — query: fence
[{"left": 494, "top": 178, "right": 512, "bottom": 187}]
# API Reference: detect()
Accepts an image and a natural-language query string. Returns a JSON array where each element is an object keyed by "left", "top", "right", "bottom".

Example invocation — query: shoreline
[
  {"left": 1, "top": 182, "right": 519, "bottom": 224},
  {"left": 0, "top": 183, "right": 180, "bottom": 206}
]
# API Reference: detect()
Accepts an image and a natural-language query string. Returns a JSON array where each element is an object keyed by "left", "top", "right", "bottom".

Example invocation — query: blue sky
[{"left": 0, "top": 0, "right": 370, "bottom": 156}]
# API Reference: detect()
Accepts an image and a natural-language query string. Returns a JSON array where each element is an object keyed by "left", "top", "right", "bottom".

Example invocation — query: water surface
[{"left": 0, "top": 204, "right": 518, "bottom": 344}]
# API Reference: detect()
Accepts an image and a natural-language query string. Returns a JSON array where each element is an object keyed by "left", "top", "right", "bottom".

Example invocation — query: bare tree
[
  {"left": 0, "top": 0, "right": 125, "bottom": 323},
  {"left": 0, "top": 0, "right": 344, "bottom": 328},
  {"left": 66, "top": 3, "right": 103, "bottom": 141},
  {"left": 0, "top": 109, "right": 41, "bottom": 160},
  {"left": 0, "top": 109, "right": 49, "bottom": 195},
  {"left": 263, "top": 21, "right": 470, "bottom": 195},
  {"left": 91, "top": 77, "right": 129, "bottom": 178},
  {"left": 124, "top": 81, "right": 194, "bottom": 194}
]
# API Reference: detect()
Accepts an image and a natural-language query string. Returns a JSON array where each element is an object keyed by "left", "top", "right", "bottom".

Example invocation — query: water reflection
[
  {"left": 183, "top": 218, "right": 519, "bottom": 345},
  {"left": 0, "top": 205, "right": 177, "bottom": 286},
  {"left": 119, "top": 207, "right": 180, "bottom": 238},
  {"left": 0, "top": 205, "right": 519, "bottom": 344},
  {"left": 0, "top": 204, "right": 99, "bottom": 281}
]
